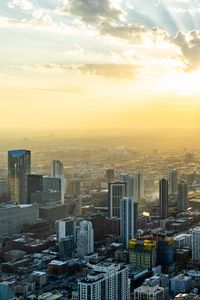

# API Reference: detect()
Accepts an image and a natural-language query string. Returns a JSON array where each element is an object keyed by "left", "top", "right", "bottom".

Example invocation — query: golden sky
[{"left": 0, "top": 0, "right": 200, "bottom": 130}]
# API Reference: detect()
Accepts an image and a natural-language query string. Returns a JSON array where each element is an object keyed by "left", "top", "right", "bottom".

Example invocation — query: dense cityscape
[{"left": 0, "top": 134, "right": 200, "bottom": 300}]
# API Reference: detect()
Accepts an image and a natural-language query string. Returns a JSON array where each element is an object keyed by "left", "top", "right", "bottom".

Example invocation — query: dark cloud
[
  {"left": 172, "top": 30, "right": 200, "bottom": 71},
  {"left": 77, "top": 64, "right": 138, "bottom": 79},
  {"left": 60, "top": 0, "right": 122, "bottom": 22},
  {"left": 99, "top": 21, "right": 169, "bottom": 43}
]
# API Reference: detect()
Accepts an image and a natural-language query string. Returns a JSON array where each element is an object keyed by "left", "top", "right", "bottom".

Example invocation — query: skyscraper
[
  {"left": 120, "top": 174, "right": 138, "bottom": 200},
  {"left": 169, "top": 170, "right": 178, "bottom": 194},
  {"left": 159, "top": 178, "right": 168, "bottom": 219},
  {"left": 120, "top": 197, "right": 138, "bottom": 248},
  {"left": 51, "top": 160, "right": 65, "bottom": 204},
  {"left": 108, "top": 181, "right": 126, "bottom": 218},
  {"left": 77, "top": 220, "right": 94, "bottom": 258},
  {"left": 137, "top": 172, "right": 144, "bottom": 201},
  {"left": 177, "top": 181, "right": 188, "bottom": 212},
  {"left": 27, "top": 174, "right": 43, "bottom": 204},
  {"left": 191, "top": 227, "right": 200, "bottom": 262},
  {"left": 8, "top": 150, "right": 31, "bottom": 204}
]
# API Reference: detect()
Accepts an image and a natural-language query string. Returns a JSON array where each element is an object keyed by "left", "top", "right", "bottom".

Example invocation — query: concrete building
[
  {"left": 56, "top": 217, "right": 76, "bottom": 242},
  {"left": 79, "top": 263, "right": 130, "bottom": 300},
  {"left": 8, "top": 149, "right": 31, "bottom": 204},
  {"left": 77, "top": 220, "right": 94, "bottom": 258},
  {"left": 27, "top": 174, "right": 43, "bottom": 204},
  {"left": 106, "top": 169, "right": 115, "bottom": 183},
  {"left": 171, "top": 275, "right": 192, "bottom": 293},
  {"left": 174, "top": 234, "right": 191, "bottom": 249},
  {"left": 120, "top": 197, "right": 138, "bottom": 248},
  {"left": 191, "top": 227, "right": 200, "bottom": 262},
  {"left": 0, "top": 204, "right": 39, "bottom": 238},
  {"left": 39, "top": 204, "right": 68, "bottom": 224},
  {"left": 134, "top": 278, "right": 165, "bottom": 300}
]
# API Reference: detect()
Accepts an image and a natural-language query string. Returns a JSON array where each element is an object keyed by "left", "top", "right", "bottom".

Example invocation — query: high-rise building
[
  {"left": 79, "top": 263, "right": 130, "bottom": 300},
  {"left": 177, "top": 181, "right": 188, "bottom": 212},
  {"left": 77, "top": 220, "right": 94, "bottom": 258},
  {"left": 8, "top": 150, "right": 31, "bottom": 204},
  {"left": 0, "top": 180, "right": 8, "bottom": 203},
  {"left": 137, "top": 172, "right": 145, "bottom": 201},
  {"left": 169, "top": 170, "right": 178, "bottom": 194},
  {"left": 43, "top": 176, "right": 61, "bottom": 192},
  {"left": 51, "top": 160, "right": 65, "bottom": 204},
  {"left": 134, "top": 278, "right": 165, "bottom": 300},
  {"left": 129, "top": 239, "right": 157, "bottom": 269},
  {"left": 120, "top": 174, "right": 138, "bottom": 200},
  {"left": 56, "top": 217, "right": 76, "bottom": 242},
  {"left": 108, "top": 181, "right": 126, "bottom": 218},
  {"left": 69, "top": 180, "right": 81, "bottom": 197},
  {"left": 106, "top": 169, "right": 115, "bottom": 183},
  {"left": 27, "top": 174, "right": 43, "bottom": 204},
  {"left": 159, "top": 178, "right": 168, "bottom": 219},
  {"left": 120, "top": 197, "right": 138, "bottom": 248},
  {"left": 191, "top": 227, "right": 200, "bottom": 262},
  {"left": 56, "top": 218, "right": 76, "bottom": 258}
]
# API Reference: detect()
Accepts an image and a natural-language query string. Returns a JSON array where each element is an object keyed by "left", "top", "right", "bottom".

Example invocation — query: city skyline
[{"left": 0, "top": 0, "right": 200, "bottom": 131}]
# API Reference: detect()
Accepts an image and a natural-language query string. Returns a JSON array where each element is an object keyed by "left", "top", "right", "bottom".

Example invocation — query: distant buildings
[
  {"left": 159, "top": 178, "right": 168, "bottom": 219},
  {"left": 79, "top": 263, "right": 130, "bottom": 300},
  {"left": 106, "top": 168, "right": 115, "bottom": 183},
  {"left": 8, "top": 149, "right": 31, "bottom": 204},
  {"left": 77, "top": 220, "right": 94, "bottom": 258},
  {"left": 120, "top": 197, "right": 137, "bottom": 248}
]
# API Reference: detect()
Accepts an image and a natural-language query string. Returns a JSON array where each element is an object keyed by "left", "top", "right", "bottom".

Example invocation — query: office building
[
  {"left": 51, "top": 160, "right": 65, "bottom": 204},
  {"left": 129, "top": 239, "right": 157, "bottom": 268},
  {"left": 137, "top": 172, "right": 145, "bottom": 201},
  {"left": 106, "top": 168, "right": 115, "bottom": 183},
  {"left": 169, "top": 170, "right": 178, "bottom": 194},
  {"left": 159, "top": 178, "right": 168, "bottom": 219},
  {"left": 174, "top": 234, "right": 191, "bottom": 249},
  {"left": 134, "top": 278, "right": 165, "bottom": 300},
  {"left": 120, "top": 174, "right": 138, "bottom": 200},
  {"left": 0, "top": 180, "right": 8, "bottom": 203},
  {"left": 157, "top": 237, "right": 174, "bottom": 267},
  {"left": 39, "top": 204, "right": 68, "bottom": 224},
  {"left": 0, "top": 204, "right": 39, "bottom": 238},
  {"left": 56, "top": 217, "right": 76, "bottom": 242},
  {"left": 79, "top": 263, "right": 130, "bottom": 300},
  {"left": 43, "top": 176, "right": 61, "bottom": 192},
  {"left": 171, "top": 275, "right": 192, "bottom": 293},
  {"left": 177, "top": 181, "right": 188, "bottom": 212},
  {"left": 27, "top": 174, "right": 43, "bottom": 204},
  {"left": 108, "top": 181, "right": 126, "bottom": 218},
  {"left": 120, "top": 197, "right": 138, "bottom": 248},
  {"left": 77, "top": 220, "right": 94, "bottom": 258},
  {"left": 8, "top": 149, "right": 31, "bottom": 204},
  {"left": 191, "top": 227, "right": 200, "bottom": 262}
]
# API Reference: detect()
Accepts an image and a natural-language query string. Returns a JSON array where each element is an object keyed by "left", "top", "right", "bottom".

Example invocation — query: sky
[{"left": 0, "top": 0, "right": 200, "bottom": 131}]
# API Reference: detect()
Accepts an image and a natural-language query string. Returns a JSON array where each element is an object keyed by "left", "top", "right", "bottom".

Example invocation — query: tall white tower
[
  {"left": 192, "top": 227, "right": 200, "bottom": 262},
  {"left": 77, "top": 220, "right": 94, "bottom": 258},
  {"left": 51, "top": 160, "right": 65, "bottom": 204},
  {"left": 120, "top": 197, "right": 138, "bottom": 248}
]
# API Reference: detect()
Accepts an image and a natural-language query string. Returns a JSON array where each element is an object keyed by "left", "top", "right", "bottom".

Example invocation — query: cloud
[
  {"left": 77, "top": 63, "right": 138, "bottom": 79},
  {"left": 172, "top": 30, "right": 200, "bottom": 71},
  {"left": 59, "top": 0, "right": 122, "bottom": 22},
  {"left": 8, "top": 0, "right": 34, "bottom": 11},
  {"left": 99, "top": 21, "right": 169, "bottom": 43}
]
